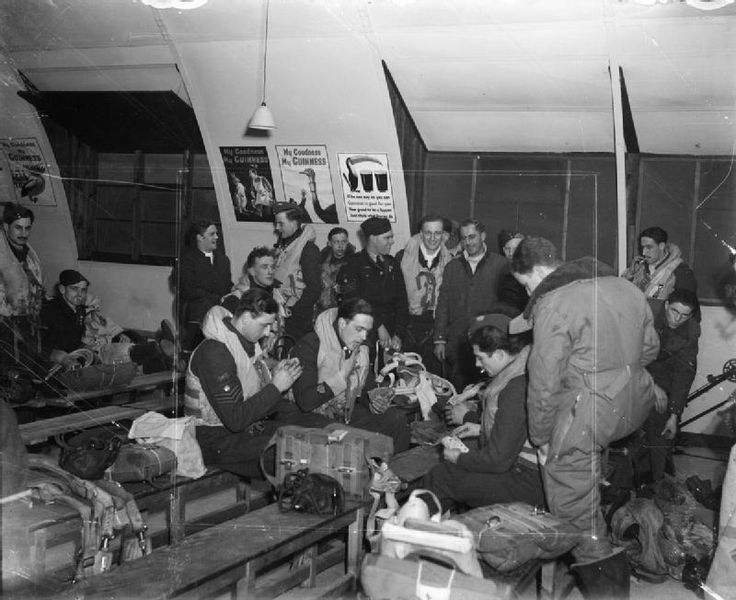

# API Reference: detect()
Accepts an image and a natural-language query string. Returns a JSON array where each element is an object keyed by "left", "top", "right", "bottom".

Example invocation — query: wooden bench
[
  {"left": 19, "top": 395, "right": 178, "bottom": 445},
  {"left": 39, "top": 371, "right": 184, "bottom": 408},
  {"left": 8, "top": 468, "right": 265, "bottom": 580}
]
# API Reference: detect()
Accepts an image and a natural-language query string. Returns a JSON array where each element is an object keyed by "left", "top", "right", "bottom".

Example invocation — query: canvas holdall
[
  {"left": 109, "top": 443, "right": 177, "bottom": 484},
  {"left": 261, "top": 423, "right": 393, "bottom": 500},
  {"left": 453, "top": 502, "right": 578, "bottom": 572}
]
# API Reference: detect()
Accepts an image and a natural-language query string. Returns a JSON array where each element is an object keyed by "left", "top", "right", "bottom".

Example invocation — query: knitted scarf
[
  {"left": 400, "top": 234, "right": 451, "bottom": 315},
  {"left": 313, "top": 307, "right": 370, "bottom": 422},
  {"left": 274, "top": 224, "right": 317, "bottom": 308}
]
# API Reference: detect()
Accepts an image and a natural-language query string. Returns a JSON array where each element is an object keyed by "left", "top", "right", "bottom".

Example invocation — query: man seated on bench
[
  {"left": 186, "top": 288, "right": 303, "bottom": 478},
  {"left": 40, "top": 269, "right": 177, "bottom": 374},
  {"left": 422, "top": 310, "right": 545, "bottom": 511},
  {"left": 275, "top": 298, "right": 410, "bottom": 453}
]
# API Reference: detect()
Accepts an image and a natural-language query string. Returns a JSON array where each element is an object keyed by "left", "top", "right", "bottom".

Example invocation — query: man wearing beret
[
  {"left": 337, "top": 217, "right": 408, "bottom": 363},
  {"left": 41, "top": 269, "right": 176, "bottom": 373}
]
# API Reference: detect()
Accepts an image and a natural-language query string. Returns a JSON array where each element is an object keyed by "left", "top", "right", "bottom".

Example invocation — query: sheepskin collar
[{"left": 523, "top": 256, "right": 616, "bottom": 319}]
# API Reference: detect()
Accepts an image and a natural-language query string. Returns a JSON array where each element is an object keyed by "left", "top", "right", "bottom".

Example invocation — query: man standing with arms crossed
[{"left": 510, "top": 236, "right": 663, "bottom": 600}]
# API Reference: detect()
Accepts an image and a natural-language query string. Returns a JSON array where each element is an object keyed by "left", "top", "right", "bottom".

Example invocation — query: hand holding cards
[{"left": 440, "top": 435, "right": 469, "bottom": 453}]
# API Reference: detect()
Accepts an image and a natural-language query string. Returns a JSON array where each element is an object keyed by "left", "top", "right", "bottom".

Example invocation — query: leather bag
[{"left": 57, "top": 428, "right": 123, "bottom": 480}]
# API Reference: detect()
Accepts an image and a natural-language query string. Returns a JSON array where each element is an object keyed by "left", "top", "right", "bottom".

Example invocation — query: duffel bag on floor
[
  {"left": 261, "top": 423, "right": 393, "bottom": 500},
  {"left": 453, "top": 502, "right": 577, "bottom": 572}
]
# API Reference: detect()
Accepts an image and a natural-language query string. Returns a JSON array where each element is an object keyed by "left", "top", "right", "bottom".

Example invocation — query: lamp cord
[{"left": 262, "top": 0, "right": 270, "bottom": 104}]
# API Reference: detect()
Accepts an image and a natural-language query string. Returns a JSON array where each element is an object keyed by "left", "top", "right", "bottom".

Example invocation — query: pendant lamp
[{"left": 248, "top": 0, "right": 276, "bottom": 131}]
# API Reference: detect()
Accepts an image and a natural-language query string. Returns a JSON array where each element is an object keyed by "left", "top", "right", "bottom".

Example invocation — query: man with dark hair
[
  {"left": 178, "top": 219, "right": 233, "bottom": 350},
  {"left": 433, "top": 219, "right": 508, "bottom": 388},
  {"left": 317, "top": 227, "right": 354, "bottom": 311},
  {"left": 273, "top": 204, "right": 322, "bottom": 341},
  {"left": 186, "top": 289, "right": 302, "bottom": 478},
  {"left": 281, "top": 298, "right": 409, "bottom": 452},
  {"left": 41, "top": 269, "right": 177, "bottom": 374},
  {"left": 510, "top": 236, "right": 662, "bottom": 599},
  {"left": 641, "top": 289, "right": 700, "bottom": 482},
  {"left": 422, "top": 311, "right": 544, "bottom": 510},
  {"left": 337, "top": 217, "right": 408, "bottom": 362},
  {"left": 222, "top": 247, "right": 288, "bottom": 352},
  {"left": 622, "top": 226, "right": 698, "bottom": 301},
  {"left": 397, "top": 214, "right": 452, "bottom": 373},
  {"left": 0, "top": 203, "right": 44, "bottom": 353}
]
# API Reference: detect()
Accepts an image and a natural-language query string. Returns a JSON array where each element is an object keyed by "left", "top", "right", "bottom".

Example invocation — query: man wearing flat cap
[
  {"left": 509, "top": 236, "right": 662, "bottom": 598},
  {"left": 41, "top": 269, "right": 176, "bottom": 373},
  {"left": 273, "top": 203, "right": 322, "bottom": 341},
  {"left": 337, "top": 217, "right": 408, "bottom": 363}
]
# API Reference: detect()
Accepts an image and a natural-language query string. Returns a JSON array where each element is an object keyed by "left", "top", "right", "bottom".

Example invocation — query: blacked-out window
[{"left": 21, "top": 90, "right": 218, "bottom": 265}]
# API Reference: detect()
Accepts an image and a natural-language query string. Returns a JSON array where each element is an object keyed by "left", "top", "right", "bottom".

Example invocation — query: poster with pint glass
[{"left": 337, "top": 153, "right": 395, "bottom": 222}]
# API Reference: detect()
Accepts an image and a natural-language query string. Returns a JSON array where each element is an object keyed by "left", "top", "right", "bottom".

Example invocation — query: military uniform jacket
[{"left": 337, "top": 250, "right": 409, "bottom": 338}]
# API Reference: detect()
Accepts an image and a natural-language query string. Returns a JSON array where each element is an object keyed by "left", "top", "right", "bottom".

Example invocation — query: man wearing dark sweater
[
  {"left": 337, "top": 217, "right": 409, "bottom": 364},
  {"left": 642, "top": 289, "right": 700, "bottom": 482},
  {"left": 433, "top": 220, "right": 509, "bottom": 388}
]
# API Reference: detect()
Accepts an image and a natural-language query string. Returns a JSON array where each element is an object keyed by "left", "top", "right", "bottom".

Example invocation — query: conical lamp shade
[{"left": 248, "top": 102, "right": 276, "bottom": 130}]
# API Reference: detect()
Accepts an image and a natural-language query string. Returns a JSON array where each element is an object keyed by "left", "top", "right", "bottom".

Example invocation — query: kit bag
[
  {"left": 360, "top": 554, "right": 503, "bottom": 600},
  {"left": 453, "top": 502, "right": 578, "bottom": 572},
  {"left": 261, "top": 424, "right": 393, "bottom": 500},
  {"left": 56, "top": 361, "right": 137, "bottom": 392},
  {"left": 57, "top": 427, "right": 124, "bottom": 480},
  {"left": 109, "top": 442, "right": 177, "bottom": 484}
]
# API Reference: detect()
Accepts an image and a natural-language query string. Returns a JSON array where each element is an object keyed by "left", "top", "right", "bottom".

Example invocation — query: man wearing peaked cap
[
  {"left": 509, "top": 235, "right": 663, "bottom": 598},
  {"left": 336, "top": 216, "right": 408, "bottom": 364}
]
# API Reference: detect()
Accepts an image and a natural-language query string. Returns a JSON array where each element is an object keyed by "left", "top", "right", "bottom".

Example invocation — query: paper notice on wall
[
  {"left": 220, "top": 146, "right": 276, "bottom": 222},
  {"left": 337, "top": 153, "right": 395, "bottom": 223},
  {"left": 276, "top": 145, "right": 339, "bottom": 224},
  {"left": 0, "top": 137, "right": 56, "bottom": 206}
]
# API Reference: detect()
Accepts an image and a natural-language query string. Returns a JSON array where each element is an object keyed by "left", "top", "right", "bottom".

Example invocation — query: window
[{"left": 23, "top": 90, "right": 218, "bottom": 265}]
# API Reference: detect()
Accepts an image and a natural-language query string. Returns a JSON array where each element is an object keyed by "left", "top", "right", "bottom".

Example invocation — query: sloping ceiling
[{"left": 1, "top": 0, "right": 734, "bottom": 154}]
